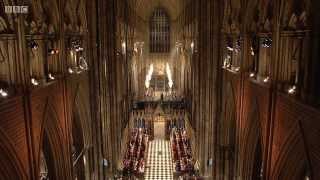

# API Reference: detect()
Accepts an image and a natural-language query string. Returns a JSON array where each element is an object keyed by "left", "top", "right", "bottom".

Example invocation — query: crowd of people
[
  {"left": 171, "top": 128, "right": 196, "bottom": 176},
  {"left": 122, "top": 128, "right": 149, "bottom": 177}
]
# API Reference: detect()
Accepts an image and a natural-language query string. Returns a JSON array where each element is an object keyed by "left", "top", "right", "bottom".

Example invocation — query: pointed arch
[
  {"left": 0, "top": 127, "right": 27, "bottom": 179},
  {"left": 38, "top": 101, "right": 69, "bottom": 179},
  {"left": 220, "top": 81, "right": 237, "bottom": 179},
  {"left": 240, "top": 97, "right": 263, "bottom": 179},
  {"left": 271, "top": 127, "right": 308, "bottom": 180},
  {"left": 72, "top": 83, "right": 92, "bottom": 147}
]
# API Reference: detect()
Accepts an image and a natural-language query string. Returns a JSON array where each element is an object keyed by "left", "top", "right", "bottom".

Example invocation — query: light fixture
[
  {"left": 166, "top": 63, "right": 173, "bottom": 88},
  {"left": 190, "top": 41, "right": 195, "bottom": 53},
  {"left": 227, "top": 46, "right": 234, "bottom": 51},
  {"left": 68, "top": 67, "right": 74, "bottom": 74},
  {"left": 145, "top": 64, "right": 154, "bottom": 89},
  {"left": 234, "top": 67, "right": 240, "bottom": 72},
  {"left": 263, "top": 76, "right": 270, "bottom": 83},
  {"left": 48, "top": 73, "right": 55, "bottom": 80},
  {"left": 75, "top": 47, "right": 83, "bottom": 52},
  {"left": 0, "top": 88, "right": 8, "bottom": 97},
  {"left": 121, "top": 41, "right": 126, "bottom": 54},
  {"left": 48, "top": 48, "right": 59, "bottom": 55},
  {"left": 250, "top": 46, "right": 255, "bottom": 56},
  {"left": 250, "top": 72, "right": 256, "bottom": 78},
  {"left": 31, "top": 78, "right": 39, "bottom": 86},
  {"left": 288, "top": 85, "right": 297, "bottom": 94}
]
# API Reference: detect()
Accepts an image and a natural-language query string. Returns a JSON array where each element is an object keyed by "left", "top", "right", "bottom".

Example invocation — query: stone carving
[
  {"left": 63, "top": 0, "right": 87, "bottom": 33},
  {"left": 25, "top": 0, "right": 59, "bottom": 34},
  {"left": 281, "top": 0, "right": 311, "bottom": 30}
]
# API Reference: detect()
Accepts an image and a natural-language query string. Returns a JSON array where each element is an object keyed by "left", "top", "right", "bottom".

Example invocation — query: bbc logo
[{"left": 5, "top": 6, "right": 28, "bottom": 14}]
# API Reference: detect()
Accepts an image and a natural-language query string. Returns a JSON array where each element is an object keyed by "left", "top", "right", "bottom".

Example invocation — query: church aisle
[{"left": 144, "top": 139, "right": 174, "bottom": 180}]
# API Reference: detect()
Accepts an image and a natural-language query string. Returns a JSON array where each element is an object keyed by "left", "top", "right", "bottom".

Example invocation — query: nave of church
[{"left": 0, "top": 0, "right": 320, "bottom": 179}]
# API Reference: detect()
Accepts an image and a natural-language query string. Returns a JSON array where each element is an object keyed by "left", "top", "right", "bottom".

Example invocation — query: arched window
[{"left": 150, "top": 8, "right": 170, "bottom": 53}]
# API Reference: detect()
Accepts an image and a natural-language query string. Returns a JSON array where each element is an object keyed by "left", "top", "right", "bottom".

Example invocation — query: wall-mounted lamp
[
  {"left": 190, "top": 41, "right": 195, "bottom": 54},
  {"left": 0, "top": 88, "right": 8, "bottom": 97},
  {"left": 250, "top": 46, "right": 255, "bottom": 56},
  {"left": 68, "top": 67, "right": 74, "bottom": 74},
  {"left": 121, "top": 41, "right": 126, "bottom": 54},
  {"left": 48, "top": 73, "right": 55, "bottom": 80},
  {"left": 103, "top": 159, "right": 109, "bottom": 167},
  {"left": 288, "top": 85, "right": 297, "bottom": 94},
  {"left": 48, "top": 48, "right": 59, "bottom": 55},
  {"left": 31, "top": 78, "right": 40, "bottom": 86},
  {"left": 249, "top": 72, "right": 256, "bottom": 78},
  {"left": 227, "top": 46, "right": 234, "bottom": 51},
  {"left": 75, "top": 47, "right": 83, "bottom": 52},
  {"left": 263, "top": 76, "right": 270, "bottom": 83}
]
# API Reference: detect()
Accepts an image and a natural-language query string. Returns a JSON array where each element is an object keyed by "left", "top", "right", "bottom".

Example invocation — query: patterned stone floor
[{"left": 144, "top": 139, "right": 174, "bottom": 180}]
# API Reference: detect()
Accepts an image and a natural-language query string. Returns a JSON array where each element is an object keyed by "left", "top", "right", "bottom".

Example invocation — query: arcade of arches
[{"left": 0, "top": 0, "right": 320, "bottom": 179}]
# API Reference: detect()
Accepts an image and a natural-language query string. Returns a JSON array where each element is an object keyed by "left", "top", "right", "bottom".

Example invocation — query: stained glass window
[{"left": 150, "top": 8, "right": 170, "bottom": 53}]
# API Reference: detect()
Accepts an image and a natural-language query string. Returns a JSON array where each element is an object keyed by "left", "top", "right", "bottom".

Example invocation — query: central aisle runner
[{"left": 144, "top": 139, "right": 174, "bottom": 180}]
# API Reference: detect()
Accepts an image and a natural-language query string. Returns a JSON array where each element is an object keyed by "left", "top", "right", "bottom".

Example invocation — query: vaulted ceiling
[{"left": 130, "top": 0, "right": 186, "bottom": 21}]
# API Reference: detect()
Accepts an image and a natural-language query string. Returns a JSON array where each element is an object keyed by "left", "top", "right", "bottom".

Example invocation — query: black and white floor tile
[{"left": 144, "top": 139, "right": 174, "bottom": 180}]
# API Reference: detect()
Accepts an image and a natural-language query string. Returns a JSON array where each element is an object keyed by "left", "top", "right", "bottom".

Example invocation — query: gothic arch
[
  {"left": 240, "top": 97, "right": 263, "bottom": 179},
  {"left": 70, "top": 83, "right": 92, "bottom": 179},
  {"left": 243, "top": 0, "right": 274, "bottom": 33},
  {"left": 72, "top": 83, "right": 92, "bottom": 147},
  {"left": 64, "top": 0, "right": 88, "bottom": 33},
  {"left": 38, "top": 101, "right": 70, "bottom": 179},
  {"left": 219, "top": 81, "right": 237, "bottom": 179},
  {"left": 280, "top": 0, "right": 311, "bottom": 30},
  {"left": 0, "top": 127, "right": 27, "bottom": 179},
  {"left": 222, "top": 0, "right": 242, "bottom": 34},
  {"left": 221, "top": 81, "right": 237, "bottom": 147},
  {"left": 271, "top": 127, "right": 308, "bottom": 180}
]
